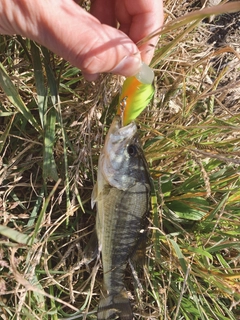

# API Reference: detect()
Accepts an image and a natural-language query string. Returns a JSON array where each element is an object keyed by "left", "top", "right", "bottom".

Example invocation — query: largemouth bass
[{"left": 91, "top": 115, "right": 151, "bottom": 320}]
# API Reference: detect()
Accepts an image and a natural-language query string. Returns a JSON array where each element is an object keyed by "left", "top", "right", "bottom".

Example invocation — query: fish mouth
[
  {"left": 110, "top": 115, "right": 137, "bottom": 138},
  {"left": 104, "top": 115, "right": 138, "bottom": 157}
]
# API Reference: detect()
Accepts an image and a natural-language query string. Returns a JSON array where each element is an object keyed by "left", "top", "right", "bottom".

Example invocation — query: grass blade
[{"left": 0, "top": 62, "right": 41, "bottom": 133}]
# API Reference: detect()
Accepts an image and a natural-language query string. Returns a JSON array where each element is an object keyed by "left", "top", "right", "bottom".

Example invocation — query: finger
[
  {"left": 90, "top": 0, "right": 117, "bottom": 27},
  {"left": 1, "top": 0, "right": 141, "bottom": 78}
]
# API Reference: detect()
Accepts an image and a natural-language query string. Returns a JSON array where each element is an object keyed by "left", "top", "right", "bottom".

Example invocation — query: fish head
[{"left": 99, "top": 115, "right": 149, "bottom": 190}]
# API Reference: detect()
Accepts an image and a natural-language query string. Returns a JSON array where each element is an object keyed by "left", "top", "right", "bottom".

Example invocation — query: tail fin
[{"left": 97, "top": 290, "right": 133, "bottom": 320}]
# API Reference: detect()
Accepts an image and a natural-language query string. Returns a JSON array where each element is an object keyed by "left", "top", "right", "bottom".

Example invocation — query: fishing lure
[{"left": 117, "top": 62, "right": 155, "bottom": 126}]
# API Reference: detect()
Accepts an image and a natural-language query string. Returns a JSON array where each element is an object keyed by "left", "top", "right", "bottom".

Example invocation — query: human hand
[{"left": 0, "top": 0, "right": 163, "bottom": 80}]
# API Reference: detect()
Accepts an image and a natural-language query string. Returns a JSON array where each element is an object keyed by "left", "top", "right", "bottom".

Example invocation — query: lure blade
[{"left": 117, "top": 64, "right": 154, "bottom": 126}]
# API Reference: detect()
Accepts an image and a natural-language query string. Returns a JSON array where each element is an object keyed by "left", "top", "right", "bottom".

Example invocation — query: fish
[{"left": 91, "top": 115, "right": 151, "bottom": 320}]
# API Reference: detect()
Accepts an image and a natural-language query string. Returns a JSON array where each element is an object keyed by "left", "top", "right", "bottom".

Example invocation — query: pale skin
[{"left": 0, "top": 0, "right": 164, "bottom": 80}]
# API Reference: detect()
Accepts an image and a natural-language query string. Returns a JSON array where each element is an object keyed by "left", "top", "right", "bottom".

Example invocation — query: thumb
[{"left": 0, "top": 0, "right": 141, "bottom": 79}]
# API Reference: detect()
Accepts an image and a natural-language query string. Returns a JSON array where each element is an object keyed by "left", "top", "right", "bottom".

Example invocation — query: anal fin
[{"left": 97, "top": 289, "right": 133, "bottom": 320}]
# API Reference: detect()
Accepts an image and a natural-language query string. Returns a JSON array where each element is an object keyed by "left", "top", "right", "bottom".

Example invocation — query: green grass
[{"left": 0, "top": 2, "right": 240, "bottom": 319}]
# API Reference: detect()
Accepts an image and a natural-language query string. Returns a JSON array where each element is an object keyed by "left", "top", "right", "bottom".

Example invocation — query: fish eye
[{"left": 127, "top": 144, "right": 137, "bottom": 156}]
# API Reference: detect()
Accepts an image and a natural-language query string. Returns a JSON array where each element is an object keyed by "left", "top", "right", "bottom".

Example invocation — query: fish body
[{"left": 92, "top": 115, "right": 151, "bottom": 320}]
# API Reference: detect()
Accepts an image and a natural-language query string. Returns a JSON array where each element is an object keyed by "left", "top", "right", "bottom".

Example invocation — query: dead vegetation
[{"left": 0, "top": 1, "right": 240, "bottom": 319}]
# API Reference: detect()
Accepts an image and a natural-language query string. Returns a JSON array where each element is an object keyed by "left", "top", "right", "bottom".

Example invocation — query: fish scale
[{"left": 91, "top": 115, "right": 151, "bottom": 319}]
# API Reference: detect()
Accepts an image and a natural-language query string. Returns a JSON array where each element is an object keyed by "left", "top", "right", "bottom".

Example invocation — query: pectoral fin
[
  {"left": 91, "top": 184, "right": 98, "bottom": 209},
  {"left": 83, "top": 229, "right": 99, "bottom": 262}
]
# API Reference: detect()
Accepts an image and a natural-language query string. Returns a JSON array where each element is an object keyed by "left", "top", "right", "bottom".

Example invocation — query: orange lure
[{"left": 117, "top": 63, "right": 155, "bottom": 126}]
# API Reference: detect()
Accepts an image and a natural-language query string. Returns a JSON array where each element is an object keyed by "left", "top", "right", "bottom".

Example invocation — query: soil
[
  {"left": 207, "top": 11, "right": 240, "bottom": 110},
  {"left": 166, "top": 1, "right": 240, "bottom": 111},
  {"left": 207, "top": 11, "right": 240, "bottom": 49}
]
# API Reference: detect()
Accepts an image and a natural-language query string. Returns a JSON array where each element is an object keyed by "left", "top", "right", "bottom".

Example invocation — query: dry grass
[{"left": 0, "top": 1, "right": 240, "bottom": 319}]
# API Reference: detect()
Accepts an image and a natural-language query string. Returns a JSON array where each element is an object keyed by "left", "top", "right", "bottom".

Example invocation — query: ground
[{"left": 0, "top": 1, "right": 239, "bottom": 319}]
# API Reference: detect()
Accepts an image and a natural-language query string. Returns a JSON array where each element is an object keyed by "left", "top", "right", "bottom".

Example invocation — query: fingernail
[{"left": 110, "top": 54, "right": 142, "bottom": 77}]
